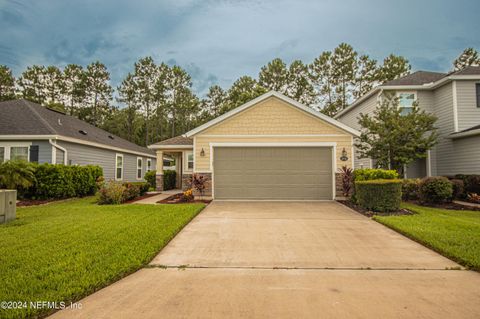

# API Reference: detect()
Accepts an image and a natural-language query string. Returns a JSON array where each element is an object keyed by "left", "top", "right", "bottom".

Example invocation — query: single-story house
[
  {"left": 0, "top": 99, "right": 156, "bottom": 182},
  {"left": 149, "top": 91, "right": 360, "bottom": 200}
]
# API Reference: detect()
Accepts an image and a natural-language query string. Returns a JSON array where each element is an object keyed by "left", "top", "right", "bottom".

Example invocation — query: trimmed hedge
[
  {"left": 353, "top": 168, "right": 399, "bottom": 181},
  {"left": 24, "top": 163, "right": 103, "bottom": 199},
  {"left": 355, "top": 179, "right": 402, "bottom": 212},
  {"left": 163, "top": 170, "right": 177, "bottom": 190},
  {"left": 419, "top": 176, "right": 453, "bottom": 203}
]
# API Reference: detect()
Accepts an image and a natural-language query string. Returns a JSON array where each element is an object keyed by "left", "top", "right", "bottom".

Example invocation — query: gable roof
[
  {"left": 149, "top": 135, "right": 193, "bottom": 149},
  {"left": 383, "top": 71, "right": 446, "bottom": 86},
  {"left": 335, "top": 66, "right": 480, "bottom": 119},
  {"left": 0, "top": 99, "right": 155, "bottom": 157},
  {"left": 183, "top": 91, "right": 360, "bottom": 137}
]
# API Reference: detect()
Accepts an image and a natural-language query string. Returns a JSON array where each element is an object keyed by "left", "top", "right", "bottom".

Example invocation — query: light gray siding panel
[
  {"left": 447, "top": 135, "right": 480, "bottom": 175},
  {"left": 417, "top": 91, "right": 435, "bottom": 113},
  {"left": 456, "top": 80, "right": 480, "bottom": 131},
  {"left": 55, "top": 148, "right": 64, "bottom": 164},
  {"left": 32, "top": 140, "right": 52, "bottom": 163},
  {"left": 56, "top": 141, "right": 155, "bottom": 182},
  {"left": 406, "top": 158, "right": 427, "bottom": 178},
  {"left": 337, "top": 94, "right": 378, "bottom": 169}
]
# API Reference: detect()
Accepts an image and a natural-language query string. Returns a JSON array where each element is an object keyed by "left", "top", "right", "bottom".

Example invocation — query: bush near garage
[
  {"left": 353, "top": 168, "right": 399, "bottom": 181},
  {"left": 450, "top": 179, "right": 465, "bottom": 200},
  {"left": 402, "top": 178, "right": 421, "bottom": 200},
  {"left": 419, "top": 176, "right": 453, "bottom": 203},
  {"left": 355, "top": 179, "right": 402, "bottom": 212}
]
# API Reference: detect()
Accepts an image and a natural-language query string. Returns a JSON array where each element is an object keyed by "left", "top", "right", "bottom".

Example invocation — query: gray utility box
[{"left": 0, "top": 190, "right": 16, "bottom": 224}]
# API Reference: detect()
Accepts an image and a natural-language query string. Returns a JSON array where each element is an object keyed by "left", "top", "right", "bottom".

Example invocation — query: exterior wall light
[
  {"left": 340, "top": 148, "right": 349, "bottom": 161},
  {"left": 200, "top": 148, "right": 205, "bottom": 157}
]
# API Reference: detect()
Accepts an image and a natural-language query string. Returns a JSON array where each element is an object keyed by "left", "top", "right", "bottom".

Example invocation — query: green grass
[
  {"left": 374, "top": 203, "right": 480, "bottom": 271},
  {"left": 0, "top": 198, "right": 205, "bottom": 319}
]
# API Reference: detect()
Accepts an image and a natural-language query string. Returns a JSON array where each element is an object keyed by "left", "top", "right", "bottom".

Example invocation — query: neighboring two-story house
[{"left": 335, "top": 66, "right": 480, "bottom": 177}]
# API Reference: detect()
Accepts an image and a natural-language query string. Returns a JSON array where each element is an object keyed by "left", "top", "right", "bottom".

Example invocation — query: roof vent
[
  {"left": 57, "top": 118, "right": 62, "bottom": 126},
  {"left": 108, "top": 135, "right": 115, "bottom": 140},
  {"left": 79, "top": 130, "right": 87, "bottom": 135}
]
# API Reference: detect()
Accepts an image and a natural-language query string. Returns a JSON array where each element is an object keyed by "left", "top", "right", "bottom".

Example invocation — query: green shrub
[
  {"left": 353, "top": 168, "right": 399, "bottom": 181},
  {"left": 450, "top": 179, "right": 465, "bottom": 199},
  {"left": 98, "top": 181, "right": 126, "bottom": 204},
  {"left": 122, "top": 183, "right": 141, "bottom": 201},
  {"left": 144, "top": 170, "right": 156, "bottom": 189},
  {"left": 163, "top": 170, "right": 177, "bottom": 190},
  {"left": 419, "top": 176, "right": 453, "bottom": 203},
  {"left": 465, "top": 175, "right": 480, "bottom": 194},
  {"left": 355, "top": 179, "right": 402, "bottom": 212},
  {"left": 127, "top": 182, "right": 149, "bottom": 196},
  {"left": 0, "top": 160, "right": 36, "bottom": 193},
  {"left": 402, "top": 178, "right": 420, "bottom": 200}
]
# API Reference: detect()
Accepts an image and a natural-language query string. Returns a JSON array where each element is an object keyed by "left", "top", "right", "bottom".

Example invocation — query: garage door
[{"left": 213, "top": 147, "right": 333, "bottom": 200}]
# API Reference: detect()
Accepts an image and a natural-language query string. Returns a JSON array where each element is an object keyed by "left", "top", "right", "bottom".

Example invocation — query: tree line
[{"left": 0, "top": 44, "right": 478, "bottom": 146}]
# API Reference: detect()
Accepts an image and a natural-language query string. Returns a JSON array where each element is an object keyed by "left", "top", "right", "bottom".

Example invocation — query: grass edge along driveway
[
  {"left": 0, "top": 198, "right": 205, "bottom": 319},
  {"left": 374, "top": 203, "right": 480, "bottom": 271}
]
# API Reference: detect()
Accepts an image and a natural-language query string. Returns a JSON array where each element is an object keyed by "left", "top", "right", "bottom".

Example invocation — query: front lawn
[
  {"left": 0, "top": 198, "right": 205, "bottom": 319},
  {"left": 374, "top": 203, "right": 480, "bottom": 271}
]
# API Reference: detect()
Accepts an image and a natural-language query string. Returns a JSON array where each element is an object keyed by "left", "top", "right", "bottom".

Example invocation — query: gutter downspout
[{"left": 49, "top": 139, "right": 68, "bottom": 165}]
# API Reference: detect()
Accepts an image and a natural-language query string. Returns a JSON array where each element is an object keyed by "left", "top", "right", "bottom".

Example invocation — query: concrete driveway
[{"left": 52, "top": 201, "right": 480, "bottom": 318}]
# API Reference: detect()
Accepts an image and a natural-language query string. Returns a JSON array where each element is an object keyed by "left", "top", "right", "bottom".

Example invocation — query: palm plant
[{"left": 0, "top": 160, "right": 36, "bottom": 190}]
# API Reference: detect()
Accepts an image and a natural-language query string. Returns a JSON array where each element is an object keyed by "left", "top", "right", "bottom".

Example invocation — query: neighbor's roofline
[
  {"left": 183, "top": 91, "right": 360, "bottom": 137},
  {"left": 335, "top": 74, "right": 480, "bottom": 119},
  {"left": 0, "top": 134, "right": 156, "bottom": 158},
  {"left": 148, "top": 145, "right": 193, "bottom": 150}
]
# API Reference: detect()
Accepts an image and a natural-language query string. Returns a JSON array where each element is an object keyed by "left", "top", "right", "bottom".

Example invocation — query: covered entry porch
[{"left": 148, "top": 136, "right": 193, "bottom": 191}]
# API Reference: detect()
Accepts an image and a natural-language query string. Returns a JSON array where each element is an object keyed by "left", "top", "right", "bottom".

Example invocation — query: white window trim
[
  {"left": 147, "top": 159, "right": 152, "bottom": 172},
  {"left": 184, "top": 151, "right": 194, "bottom": 172},
  {"left": 396, "top": 91, "right": 417, "bottom": 114},
  {"left": 0, "top": 142, "right": 32, "bottom": 162},
  {"left": 136, "top": 157, "right": 143, "bottom": 180},
  {"left": 115, "top": 154, "right": 124, "bottom": 181}
]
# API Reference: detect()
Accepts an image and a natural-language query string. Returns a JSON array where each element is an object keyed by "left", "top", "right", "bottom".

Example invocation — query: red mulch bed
[
  {"left": 337, "top": 200, "right": 413, "bottom": 217},
  {"left": 406, "top": 200, "right": 480, "bottom": 211},
  {"left": 17, "top": 199, "right": 58, "bottom": 207},
  {"left": 157, "top": 193, "right": 211, "bottom": 204}
]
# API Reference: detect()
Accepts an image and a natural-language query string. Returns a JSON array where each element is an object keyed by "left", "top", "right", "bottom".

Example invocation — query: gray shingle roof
[
  {"left": 383, "top": 71, "right": 447, "bottom": 86},
  {"left": 0, "top": 99, "right": 155, "bottom": 156},
  {"left": 151, "top": 135, "right": 193, "bottom": 146},
  {"left": 452, "top": 66, "right": 480, "bottom": 75}
]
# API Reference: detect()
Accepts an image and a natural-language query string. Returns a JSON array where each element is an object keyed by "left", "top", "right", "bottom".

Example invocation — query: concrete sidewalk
[{"left": 130, "top": 189, "right": 182, "bottom": 204}]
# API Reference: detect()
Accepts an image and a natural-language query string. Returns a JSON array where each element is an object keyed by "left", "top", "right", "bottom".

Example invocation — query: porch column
[
  {"left": 175, "top": 152, "right": 182, "bottom": 189},
  {"left": 156, "top": 150, "right": 164, "bottom": 191}
]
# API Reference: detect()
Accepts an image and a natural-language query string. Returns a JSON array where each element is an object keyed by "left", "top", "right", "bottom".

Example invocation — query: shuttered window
[{"left": 137, "top": 157, "right": 143, "bottom": 180}]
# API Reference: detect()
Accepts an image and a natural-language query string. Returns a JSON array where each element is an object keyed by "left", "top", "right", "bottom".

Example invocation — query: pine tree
[
  {"left": 353, "top": 55, "right": 378, "bottom": 99},
  {"left": 43, "top": 66, "right": 64, "bottom": 110},
  {"left": 453, "top": 47, "right": 480, "bottom": 71},
  {"left": 0, "top": 65, "right": 16, "bottom": 101},
  {"left": 62, "top": 64, "right": 85, "bottom": 115},
  {"left": 377, "top": 54, "right": 411, "bottom": 83},
  {"left": 310, "top": 51, "right": 336, "bottom": 113},
  {"left": 83, "top": 61, "right": 113, "bottom": 127},
  {"left": 226, "top": 76, "right": 267, "bottom": 111},
  {"left": 117, "top": 73, "right": 140, "bottom": 143},
  {"left": 331, "top": 43, "right": 357, "bottom": 112},
  {"left": 286, "top": 60, "right": 316, "bottom": 106},
  {"left": 258, "top": 58, "right": 289, "bottom": 93},
  {"left": 201, "top": 85, "right": 227, "bottom": 119},
  {"left": 17, "top": 65, "right": 47, "bottom": 104}
]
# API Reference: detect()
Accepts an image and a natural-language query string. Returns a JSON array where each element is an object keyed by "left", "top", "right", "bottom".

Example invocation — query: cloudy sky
[{"left": 1, "top": 0, "right": 479, "bottom": 96}]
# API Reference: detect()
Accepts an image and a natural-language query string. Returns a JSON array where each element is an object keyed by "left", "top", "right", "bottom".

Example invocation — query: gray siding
[
  {"left": 337, "top": 94, "right": 378, "bottom": 169},
  {"left": 456, "top": 80, "right": 480, "bottom": 131},
  {"left": 32, "top": 140, "right": 52, "bottom": 163},
  {"left": 56, "top": 141, "right": 156, "bottom": 182},
  {"left": 433, "top": 83, "right": 456, "bottom": 175},
  {"left": 55, "top": 148, "right": 65, "bottom": 164},
  {"left": 406, "top": 158, "right": 427, "bottom": 179},
  {"left": 447, "top": 135, "right": 480, "bottom": 175}
]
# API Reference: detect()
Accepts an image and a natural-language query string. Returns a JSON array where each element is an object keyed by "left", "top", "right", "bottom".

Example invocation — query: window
[
  {"left": 147, "top": 159, "right": 152, "bottom": 172},
  {"left": 115, "top": 154, "right": 123, "bottom": 180},
  {"left": 397, "top": 92, "right": 416, "bottom": 115},
  {"left": 476, "top": 83, "right": 480, "bottom": 108},
  {"left": 0, "top": 147, "right": 4, "bottom": 163},
  {"left": 137, "top": 157, "right": 143, "bottom": 180},
  {"left": 10, "top": 146, "right": 29, "bottom": 161},
  {"left": 186, "top": 152, "right": 194, "bottom": 170}
]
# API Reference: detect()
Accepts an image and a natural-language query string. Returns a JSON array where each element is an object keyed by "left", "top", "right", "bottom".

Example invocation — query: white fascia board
[
  {"left": 449, "top": 129, "right": 480, "bottom": 139},
  {"left": 184, "top": 91, "right": 360, "bottom": 138},
  {"left": 148, "top": 144, "right": 193, "bottom": 150}
]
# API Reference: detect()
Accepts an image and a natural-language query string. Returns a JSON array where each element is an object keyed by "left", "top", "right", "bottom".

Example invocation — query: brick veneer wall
[
  {"left": 335, "top": 173, "right": 343, "bottom": 197},
  {"left": 190, "top": 173, "right": 212, "bottom": 198},
  {"left": 182, "top": 174, "right": 192, "bottom": 191},
  {"left": 155, "top": 174, "right": 164, "bottom": 191}
]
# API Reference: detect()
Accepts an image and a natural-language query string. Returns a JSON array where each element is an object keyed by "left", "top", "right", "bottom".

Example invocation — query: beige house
[{"left": 149, "top": 91, "right": 359, "bottom": 200}]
